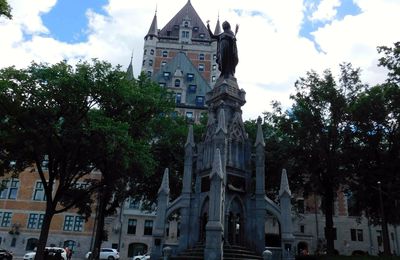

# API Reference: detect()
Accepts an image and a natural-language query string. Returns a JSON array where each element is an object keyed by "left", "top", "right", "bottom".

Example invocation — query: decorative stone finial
[
  {"left": 254, "top": 116, "right": 265, "bottom": 147},
  {"left": 210, "top": 148, "right": 223, "bottom": 180},
  {"left": 158, "top": 168, "right": 170, "bottom": 195},
  {"left": 279, "top": 169, "right": 291, "bottom": 197},
  {"left": 185, "top": 124, "right": 195, "bottom": 148}
]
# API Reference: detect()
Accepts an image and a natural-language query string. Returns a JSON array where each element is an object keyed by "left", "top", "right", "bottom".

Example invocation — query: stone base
[{"left": 204, "top": 221, "right": 224, "bottom": 260}]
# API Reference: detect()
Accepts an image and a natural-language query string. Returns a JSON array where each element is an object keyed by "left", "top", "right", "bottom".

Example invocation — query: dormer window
[
  {"left": 175, "top": 79, "right": 181, "bottom": 87},
  {"left": 159, "top": 82, "right": 166, "bottom": 87},
  {"left": 188, "top": 85, "right": 197, "bottom": 93},
  {"left": 195, "top": 96, "right": 205, "bottom": 107},
  {"left": 174, "top": 25, "right": 179, "bottom": 30},
  {"left": 176, "top": 93, "right": 182, "bottom": 104},
  {"left": 144, "top": 49, "right": 147, "bottom": 55},
  {"left": 193, "top": 27, "right": 199, "bottom": 32},
  {"left": 187, "top": 73, "right": 194, "bottom": 81},
  {"left": 181, "top": 31, "right": 189, "bottom": 38},
  {"left": 149, "top": 60, "right": 153, "bottom": 66},
  {"left": 198, "top": 64, "right": 205, "bottom": 72},
  {"left": 199, "top": 53, "right": 205, "bottom": 60},
  {"left": 199, "top": 33, "right": 205, "bottom": 38},
  {"left": 150, "top": 49, "right": 154, "bottom": 55},
  {"left": 184, "top": 21, "right": 189, "bottom": 27},
  {"left": 162, "top": 50, "right": 168, "bottom": 57},
  {"left": 161, "top": 61, "right": 167, "bottom": 67}
]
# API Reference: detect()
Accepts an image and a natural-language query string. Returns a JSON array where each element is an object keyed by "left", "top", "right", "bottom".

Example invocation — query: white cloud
[
  {"left": 0, "top": 0, "right": 399, "bottom": 120},
  {"left": 310, "top": 0, "right": 341, "bottom": 22}
]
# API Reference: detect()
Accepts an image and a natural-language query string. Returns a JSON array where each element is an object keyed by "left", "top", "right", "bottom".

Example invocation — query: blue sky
[{"left": 1, "top": 0, "right": 399, "bottom": 119}]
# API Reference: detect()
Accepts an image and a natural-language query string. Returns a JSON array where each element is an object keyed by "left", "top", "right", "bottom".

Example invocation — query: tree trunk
[
  {"left": 34, "top": 207, "right": 55, "bottom": 260},
  {"left": 324, "top": 188, "right": 335, "bottom": 255},
  {"left": 92, "top": 186, "right": 109, "bottom": 260}
]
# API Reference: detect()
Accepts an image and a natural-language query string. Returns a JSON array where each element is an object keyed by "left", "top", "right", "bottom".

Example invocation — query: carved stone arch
[
  {"left": 226, "top": 195, "right": 245, "bottom": 245},
  {"left": 226, "top": 195, "right": 245, "bottom": 214}
]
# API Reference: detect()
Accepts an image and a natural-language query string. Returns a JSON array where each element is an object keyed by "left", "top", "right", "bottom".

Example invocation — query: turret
[
  {"left": 126, "top": 51, "right": 134, "bottom": 81},
  {"left": 142, "top": 10, "right": 159, "bottom": 77}
]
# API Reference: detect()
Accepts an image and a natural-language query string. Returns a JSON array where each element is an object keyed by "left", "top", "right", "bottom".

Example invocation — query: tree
[
  {"left": 0, "top": 60, "right": 168, "bottom": 260},
  {"left": 88, "top": 73, "right": 174, "bottom": 259},
  {"left": 0, "top": 0, "right": 12, "bottom": 19},
  {"left": 348, "top": 42, "right": 400, "bottom": 255},
  {"left": 270, "top": 63, "right": 365, "bottom": 255}
]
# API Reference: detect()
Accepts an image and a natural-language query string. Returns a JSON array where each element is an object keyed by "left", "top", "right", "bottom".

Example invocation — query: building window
[
  {"left": 199, "top": 53, "right": 205, "bottom": 60},
  {"left": 144, "top": 49, "right": 147, "bottom": 55},
  {"left": 27, "top": 213, "right": 45, "bottom": 229},
  {"left": 193, "top": 27, "right": 199, "bottom": 32},
  {"left": 163, "top": 72, "right": 170, "bottom": 79},
  {"left": 149, "top": 60, "right": 153, "bottom": 66},
  {"left": 63, "top": 215, "right": 83, "bottom": 232},
  {"left": 213, "top": 54, "right": 217, "bottom": 60},
  {"left": 0, "top": 212, "right": 12, "bottom": 227},
  {"left": 195, "top": 96, "right": 205, "bottom": 107},
  {"left": 127, "top": 219, "right": 137, "bottom": 235},
  {"left": 128, "top": 198, "right": 140, "bottom": 209},
  {"left": 147, "top": 71, "right": 152, "bottom": 77},
  {"left": 300, "top": 225, "right": 305, "bottom": 233},
  {"left": 144, "top": 220, "right": 153, "bottom": 235},
  {"left": 11, "top": 237, "right": 16, "bottom": 247},
  {"left": 176, "top": 93, "right": 182, "bottom": 104},
  {"left": 181, "top": 31, "right": 189, "bottom": 38},
  {"left": 186, "top": 112, "right": 193, "bottom": 119},
  {"left": 297, "top": 199, "right": 305, "bottom": 214},
  {"left": 0, "top": 179, "right": 19, "bottom": 200},
  {"left": 33, "top": 181, "right": 46, "bottom": 201},
  {"left": 188, "top": 85, "right": 197, "bottom": 93},
  {"left": 198, "top": 64, "right": 205, "bottom": 72},
  {"left": 351, "top": 229, "right": 363, "bottom": 241},
  {"left": 175, "top": 79, "right": 181, "bottom": 87},
  {"left": 159, "top": 82, "right": 166, "bottom": 87},
  {"left": 199, "top": 33, "right": 205, "bottom": 38},
  {"left": 162, "top": 50, "right": 168, "bottom": 57},
  {"left": 212, "top": 64, "right": 217, "bottom": 71},
  {"left": 150, "top": 49, "right": 154, "bottom": 55},
  {"left": 161, "top": 61, "right": 167, "bottom": 67},
  {"left": 187, "top": 73, "right": 194, "bottom": 81}
]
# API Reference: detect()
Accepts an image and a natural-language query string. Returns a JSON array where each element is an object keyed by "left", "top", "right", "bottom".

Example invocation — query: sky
[{"left": 0, "top": 0, "right": 399, "bottom": 120}]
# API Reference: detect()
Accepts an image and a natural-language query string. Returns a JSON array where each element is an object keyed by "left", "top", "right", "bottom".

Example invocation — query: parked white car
[
  {"left": 23, "top": 247, "right": 67, "bottom": 260},
  {"left": 85, "top": 248, "right": 120, "bottom": 260},
  {"left": 133, "top": 253, "right": 150, "bottom": 260}
]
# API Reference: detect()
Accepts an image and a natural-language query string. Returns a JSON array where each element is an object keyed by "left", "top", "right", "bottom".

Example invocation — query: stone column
[
  {"left": 151, "top": 169, "right": 170, "bottom": 260},
  {"left": 279, "top": 169, "right": 295, "bottom": 260},
  {"left": 205, "top": 149, "right": 224, "bottom": 260}
]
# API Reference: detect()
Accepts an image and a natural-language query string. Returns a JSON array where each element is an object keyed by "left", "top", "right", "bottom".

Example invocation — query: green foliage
[{"left": 0, "top": 0, "right": 12, "bottom": 19}]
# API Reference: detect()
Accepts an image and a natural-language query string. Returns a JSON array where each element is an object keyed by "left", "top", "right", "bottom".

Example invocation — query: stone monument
[{"left": 152, "top": 20, "right": 294, "bottom": 260}]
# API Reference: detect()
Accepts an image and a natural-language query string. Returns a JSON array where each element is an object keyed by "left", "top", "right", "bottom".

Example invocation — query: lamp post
[{"left": 377, "top": 181, "right": 391, "bottom": 255}]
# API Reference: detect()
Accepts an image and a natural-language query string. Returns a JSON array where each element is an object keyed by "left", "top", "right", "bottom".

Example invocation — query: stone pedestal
[{"left": 204, "top": 221, "right": 224, "bottom": 260}]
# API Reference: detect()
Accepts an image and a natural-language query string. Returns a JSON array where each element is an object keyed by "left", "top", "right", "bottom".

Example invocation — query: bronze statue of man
[{"left": 207, "top": 21, "right": 239, "bottom": 79}]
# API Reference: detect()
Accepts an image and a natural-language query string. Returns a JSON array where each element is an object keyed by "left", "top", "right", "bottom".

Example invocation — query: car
[
  {"left": 85, "top": 248, "right": 120, "bottom": 260},
  {"left": 133, "top": 253, "right": 150, "bottom": 260},
  {"left": 0, "top": 248, "right": 13, "bottom": 260},
  {"left": 23, "top": 247, "right": 67, "bottom": 260}
]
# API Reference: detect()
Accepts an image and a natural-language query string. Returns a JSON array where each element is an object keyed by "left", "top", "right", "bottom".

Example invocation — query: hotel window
[
  {"left": 213, "top": 54, "right": 217, "bottom": 60},
  {"left": 161, "top": 61, "right": 167, "bottom": 67},
  {"left": 195, "top": 96, "right": 205, "bottom": 107},
  {"left": 147, "top": 71, "right": 152, "bottom": 77},
  {"left": 0, "top": 212, "right": 12, "bottom": 227},
  {"left": 33, "top": 181, "right": 46, "bottom": 201},
  {"left": 175, "top": 79, "right": 181, "bottom": 87},
  {"left": 199, "top": 53, "right": 205, "bottom": 60},
  {"left": 212, "top": 76, "right": 216, "bottom": 82},
  {"left": 186, "top": 112, "right": 193, "bottom": 119},
  {"left": 144, "top": 220, "right": 153, "bottom": 235},
  {"left": 163, "top": 72, "right": 171, "bottom": 79},
  {"left": 149, "top": 60, "right": 153, "bottom": 66},
  {"left": 63, "top": 215, "right": 83, "bottom": 232},
  {"left": 142, "top": 60, "right": 146, "bottom": 66},
  {"left": 128, "top": 198, "right": 140, "bottom": 209},
  {"left": 0, "top": 179, "right": 19, "bottom": 199},
  {"left": 159, "top": 82, "right": 166, "bottom": 87},
  {"left": 188, "top": 85, "right": 197, "bottom": 93},
  {"left": 27, "top": 213, "right": 45, "bottom": 229},
  {"left": 176, "top": 93, "right": 182, "bottom": 104},
  {"left": 181, "top": 31, "right": 189, "bottom": 38},
  {"left": 198, "top": 64, "right": 205, "bottom": 72},
  {"left": 144, "top": 49, "right": 147, "bottom": 55},
  {"left": 187, "top": 73, "right": 194, "bottom": 81},
  {"left": 212, "top": 64, "right": 217, "bottom": 71},
  {"left": 150, "top": 49, "right": 154, "bottom": 55},
  {"left": 184, "top": 21, "right": 189, "bottom": 27},
  {"left": 193, "top": 27, "right": 199, "bottom": 32},
  {"left": 199, "top": 33, "right": 205, "bottom": 38},
  {"left": 297, "top": 199, "right": 305, "bottom": 214},
  {"left": 127, "top": 219, "right": 137, "bottom": 234},
  {"left": 162, "top": 50, "right": 168, "bottom": 57}
]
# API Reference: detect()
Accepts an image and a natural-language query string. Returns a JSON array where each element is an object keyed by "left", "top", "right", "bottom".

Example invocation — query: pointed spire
[
  {"left": 254, "top": 116, "right": 265, "bottom": 147},
  {"left": 126, "top": 50, "right": 134, "bottom": 80},
  {"left": 279, "top": 169, "right": 291, "bottom": 197},
  {"left": 214, "top": 13, "right": 221, "bottom": 35},
  {"left": 210, "top": 148, "right": 223, "bottom": 180},
  {"left": 215, "top": 108, "right": 227, "bottom": 134},
  {"left": 185, "top": 124, "right": 195, "bottom": 148},
  {"left": 146, "top": 9, "right": 158, "bottom": 39},
  {"left": 158, "top": 168, "right": 170, "bottom": 195}
]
